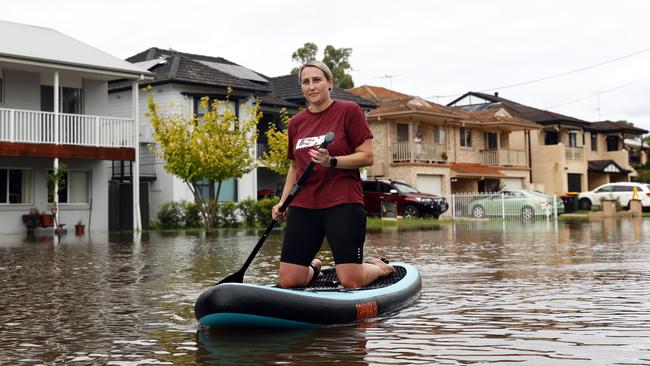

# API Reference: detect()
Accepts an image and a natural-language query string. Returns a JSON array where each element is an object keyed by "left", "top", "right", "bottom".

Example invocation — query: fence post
[
  {"left": 451, "top": 194, "right": 456, "bottom": 219},
  {"left": 553, "top": 194, "right": 558, "bottom": 219},
  {"left": 501, "top": 193, "right": 506, "bottom": 220}
]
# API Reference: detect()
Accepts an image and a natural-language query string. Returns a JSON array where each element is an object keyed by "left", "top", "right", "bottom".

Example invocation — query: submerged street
[{"left": 1, "top": 218, "right": 649, "bottom": 365}]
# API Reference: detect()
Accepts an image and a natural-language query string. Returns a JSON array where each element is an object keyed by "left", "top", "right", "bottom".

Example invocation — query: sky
[{"left": 4, "top": 0, "right": 650, "bottom": 134}]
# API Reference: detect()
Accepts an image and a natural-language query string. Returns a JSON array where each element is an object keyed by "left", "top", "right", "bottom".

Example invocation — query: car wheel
[
  {"left": 433, "top": 214, "right": 440, "bottom": 220},
  {"left": 472, "top": 205, "right": 485, "bottom": 219},
  {"left": 402, "top": 205, "right": 420, "bottom": 218},
  {"left": 578, "top": 198, "right": 592, "bottom": 211},
  {"left": 521, "top": 205, "right": 535, "bottom": 220}
]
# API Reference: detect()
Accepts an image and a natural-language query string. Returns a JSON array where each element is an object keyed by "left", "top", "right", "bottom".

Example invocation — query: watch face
[{"left": 330, "top": 157, "right": 337, "bottom": 167}]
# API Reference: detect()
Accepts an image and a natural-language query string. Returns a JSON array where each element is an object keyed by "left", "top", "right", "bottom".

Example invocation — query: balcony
[
  {"left": 565, "top": 146, "right": 584, "bottom": 160},
  {"left": 480, "top": 149, "right": 527, "bottom": 166},
  {"left": 0, "top": 107, "right": 134, "bottom": 148},
  {"left": 392, "top": 141, "right": 446, "bottom": 163}
]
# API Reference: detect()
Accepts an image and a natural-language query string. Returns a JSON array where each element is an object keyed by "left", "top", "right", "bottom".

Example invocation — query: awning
[
  {"left": 450, "top": 163, "right": 505, "bottom": 179},
  {"left": 588, "top": 160, "right": 631, "bottom": 174}
]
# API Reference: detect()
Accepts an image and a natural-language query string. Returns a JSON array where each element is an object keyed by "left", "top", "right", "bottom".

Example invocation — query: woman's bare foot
[{"left": 370, "top": 258, "right": 395, "bottom": 277}]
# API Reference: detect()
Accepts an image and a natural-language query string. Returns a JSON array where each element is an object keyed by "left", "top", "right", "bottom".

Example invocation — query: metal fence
[{"left": 444, "top": 192, "right": 561, "bottom": 220}]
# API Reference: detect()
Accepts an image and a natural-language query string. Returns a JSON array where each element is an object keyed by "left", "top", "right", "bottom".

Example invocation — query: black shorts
[{"left": 281, "top": 203, "right": 366, "bottom": 266}]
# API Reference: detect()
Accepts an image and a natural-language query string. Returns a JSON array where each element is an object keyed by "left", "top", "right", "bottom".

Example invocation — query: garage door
[
  {"left": 416, "top": 175, "right": 442, "bottom": 195},
  {"left": 502, "top": 177, "right": 523, "bottom": 190}
]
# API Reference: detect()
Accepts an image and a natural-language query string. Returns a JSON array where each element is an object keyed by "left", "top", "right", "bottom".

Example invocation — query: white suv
[{"left": 577, "top": 182, "right": 650, "bottom": 210}]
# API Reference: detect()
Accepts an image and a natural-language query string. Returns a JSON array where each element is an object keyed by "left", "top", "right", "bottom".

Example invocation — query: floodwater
[{"left": 1, "top": 218, "right": 649, "bottom": 365}]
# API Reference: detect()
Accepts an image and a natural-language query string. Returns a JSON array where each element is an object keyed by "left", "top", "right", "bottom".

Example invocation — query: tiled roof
[
  {"left": 466, "top": 108, "right": 541, "bottom": 129},
  {"left": 449, "top": 91, "right": 590, "bottom": 126},
  {"left": 269, "top": 75, "right": 377, "bottom": 109},
  {"left": 588, "top": 159, "right": 632, "bottom": 173},
  {"left": 347, "top": 85, "right": 468, "bottom": 119},
  {"left": 109, "top": 47, "right": 271, "bottom": 93},
  {"left": 589, "top": 121, "right": 648, "bottom": 134},
  {"left": 346, "top": 85, "right": 412, "bottom": 102}
]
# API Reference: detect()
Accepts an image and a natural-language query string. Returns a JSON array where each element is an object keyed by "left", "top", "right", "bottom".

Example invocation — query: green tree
[
  {"left": 147, "top": 88, "right": 261, "bottom": 235},
  {"left": 259, "top": 108, "right": 291, "bottom": 175},
  {"left": 290, "top": 42, "right": 355, "bottom": 89}
]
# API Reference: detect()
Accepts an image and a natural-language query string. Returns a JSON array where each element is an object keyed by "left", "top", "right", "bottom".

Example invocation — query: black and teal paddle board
[{"left": 195, "top": 262, "right": 421, "bottom": 328}]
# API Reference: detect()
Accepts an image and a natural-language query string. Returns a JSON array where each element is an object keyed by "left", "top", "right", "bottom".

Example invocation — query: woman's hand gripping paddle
[{"left": 216, "top": 132, "right": 335, "bottom": 285}]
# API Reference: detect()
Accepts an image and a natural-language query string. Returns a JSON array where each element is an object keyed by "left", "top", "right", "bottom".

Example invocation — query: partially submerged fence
[{"left": 444, "top": 192, "right": 561, "bottom": 220}]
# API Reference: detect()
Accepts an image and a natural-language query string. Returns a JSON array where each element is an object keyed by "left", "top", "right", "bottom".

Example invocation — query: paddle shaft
[{"left": 217, "top": 133, "right": 334, "bottom": 284}]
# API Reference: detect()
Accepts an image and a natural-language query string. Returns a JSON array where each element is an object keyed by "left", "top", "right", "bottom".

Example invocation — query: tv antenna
[{"left": 373, "top": 74, "right": 403, "bottom": 89}]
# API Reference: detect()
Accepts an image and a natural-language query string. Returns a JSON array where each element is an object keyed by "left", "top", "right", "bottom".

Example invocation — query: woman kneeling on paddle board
[{"left": 272, "top": 60, "right": 394, "bottom": 289}]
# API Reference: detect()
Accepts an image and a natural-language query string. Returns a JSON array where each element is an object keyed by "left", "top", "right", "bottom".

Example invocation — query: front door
[{"left": 567, "top": 173, "right": 582, "bottom": 193}]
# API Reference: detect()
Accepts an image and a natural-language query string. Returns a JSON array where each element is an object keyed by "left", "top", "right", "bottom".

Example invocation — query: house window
[
  {"left": 194, "top": 96, "right": 238, "bottom": 121},
  {"left": 568, "top": 132, "right": 578, "bottom": 147},
  {"left": 606, "top": 135, "right": 619, "bottom": 151},
  {"left": 485, "top": 132, "right": 498, "bottom": 149},
  {"left": 48, "top": 170, "right": 90, "bottom": 204},
  {"left": 460, "top": 128, "right": 472, "bottom": 147},
  {"left": 433, "top": 125, "right": 445, "bottom": 144},
  {"left": 41, "top": 86, "right": 83, "bottom": 114},
  {"left": 0, "top": 168, "right": 33, "bottom": 204},
  {"left": 591, "top": 133, "right": 598, "bottom": 151},
  {"left": 544, "top": 130, "right": 559, "bottom": 145},
  {"left": 196, "top": 178, "right": 237, "bottom": 202}
]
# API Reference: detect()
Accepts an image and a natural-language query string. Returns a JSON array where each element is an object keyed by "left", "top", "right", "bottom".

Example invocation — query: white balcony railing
[
  {"left": 480, "top": 149, "right": 527, "bottom": 166},
  {"left": 565, "top": 146, "right": 584, "bottom": 160},
  {"left": 0, "top": 107, "right": 134, "bottom": 148},
  {"left": 392, "top": 141, "right": 446, "bottom": 163}
]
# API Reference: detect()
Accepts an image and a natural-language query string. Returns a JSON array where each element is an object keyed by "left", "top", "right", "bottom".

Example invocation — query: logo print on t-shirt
[{"left": 296, "top": 134, "right": 328, "bottom": 150}]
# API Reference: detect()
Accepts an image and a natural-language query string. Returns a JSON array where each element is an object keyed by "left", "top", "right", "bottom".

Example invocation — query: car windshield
[
  {"left": 393, "top": 182, "right": 420, "bottom": 194},
  {"left": 527, "top": 190, "right": 551, "bottom": 198}
]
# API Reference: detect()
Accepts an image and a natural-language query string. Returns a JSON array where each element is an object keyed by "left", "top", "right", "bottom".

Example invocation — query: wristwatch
[{"left": 329, "top": 156, "right": 338, "bottom": 168}]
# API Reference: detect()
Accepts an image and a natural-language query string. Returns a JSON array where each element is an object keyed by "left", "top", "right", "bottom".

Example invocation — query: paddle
[{"left": 217, "top": 131, "right": 336, "bottom": 285}]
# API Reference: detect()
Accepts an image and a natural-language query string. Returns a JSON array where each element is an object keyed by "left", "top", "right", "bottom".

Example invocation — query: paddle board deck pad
[{"left": 195, "top": 262, "right": 421, "bottom": 328}]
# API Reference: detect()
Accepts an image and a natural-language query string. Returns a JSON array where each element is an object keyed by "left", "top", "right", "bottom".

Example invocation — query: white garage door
[
  {"left": 416, "top": 175, "right": 442, "bottom": 195},
  {"left": 502, "top": 177, "right": 523, "bottom": 190}
]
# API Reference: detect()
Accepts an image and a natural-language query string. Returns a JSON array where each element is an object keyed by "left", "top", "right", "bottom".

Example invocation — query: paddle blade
[{"left": 217, "top": 270, "right": 244, "bottom": 285}]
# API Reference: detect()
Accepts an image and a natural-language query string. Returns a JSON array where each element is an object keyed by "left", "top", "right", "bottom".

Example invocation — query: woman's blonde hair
[{"left": 299, "top": 60, "right": 333, "bottom": 81}]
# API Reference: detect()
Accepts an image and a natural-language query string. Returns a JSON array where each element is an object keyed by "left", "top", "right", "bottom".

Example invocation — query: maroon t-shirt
[{"left": 287, "top": 100, "right": 373, "bottom": 209}]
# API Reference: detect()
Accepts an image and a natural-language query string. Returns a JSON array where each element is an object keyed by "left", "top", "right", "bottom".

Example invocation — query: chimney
[{"left": 494, "top": 92, "right": 499, "bottom": 97}]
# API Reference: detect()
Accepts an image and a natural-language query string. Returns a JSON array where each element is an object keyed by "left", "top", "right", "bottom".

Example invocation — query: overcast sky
[{"left": 5, "top": 0, "right": 650, "bottom": 133}]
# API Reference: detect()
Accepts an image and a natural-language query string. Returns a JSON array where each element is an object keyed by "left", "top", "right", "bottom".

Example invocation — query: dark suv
[{"left": 362, "top": 179, "right": 449, "bottom": 219}]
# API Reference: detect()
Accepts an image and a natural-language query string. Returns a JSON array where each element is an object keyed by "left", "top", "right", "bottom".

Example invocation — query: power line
[
  {"left": 428, "top": 46, "right": 650, "bottom": 99},
  {"left": 547, "top": 73, "right": 650, "bottom": 109}
]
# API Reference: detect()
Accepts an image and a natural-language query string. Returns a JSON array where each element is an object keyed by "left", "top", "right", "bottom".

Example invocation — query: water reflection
[{"left": 1, "top": 219, "right": 649, "bottom": 364}]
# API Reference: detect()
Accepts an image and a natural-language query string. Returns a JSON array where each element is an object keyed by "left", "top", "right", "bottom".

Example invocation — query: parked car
[
  {"left": 362, "top": 179, "right": 449, "bottom": 219},
  {"left": 577, "top": 182, "right": 650, "bottom": 210},
  {"left": 469, "top": 189, "right": 564, "bottom": 220}
]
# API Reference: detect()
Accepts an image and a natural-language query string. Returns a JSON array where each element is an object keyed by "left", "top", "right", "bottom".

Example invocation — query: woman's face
[{"left": 300, "top": 66, "right": 333, "bottom": 107}]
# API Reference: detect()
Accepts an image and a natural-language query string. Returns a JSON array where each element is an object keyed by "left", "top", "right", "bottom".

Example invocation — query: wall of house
[
  {"left": 454, "top": 127, "right": 482, "bottom": 163},
  {"left": 83, "top": 79, "right": 108, "bottom": 116},
  {"left": 108, "top": 84, "right": 259, "bottom": 223},
  {"left": 3, "top": 69, "right": 40, "bottom": 110},
  {"left": 0, "top": 157, "right": 110, "bottom": 234},
  {"left": 531, "top": 144, "right": 565, "bottom": 194}
]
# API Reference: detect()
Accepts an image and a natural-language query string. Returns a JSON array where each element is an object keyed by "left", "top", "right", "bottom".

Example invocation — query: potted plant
[{"left": 75, "top": 220, "right": 85, "bottom": 235}]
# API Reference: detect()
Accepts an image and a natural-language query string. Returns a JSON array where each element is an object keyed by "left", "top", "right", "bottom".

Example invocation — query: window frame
[
  {"left": 48, "top": 169, "right": 91, "bottom": 204},
  {"left": 590, "top": 133, "right": 598, "bottom": 152},
  {"left": 460, "top": 127, "right": 472, "bottom": 147},
  {"left": 0, "top": 167, "right": 34, "bottom": 205}
]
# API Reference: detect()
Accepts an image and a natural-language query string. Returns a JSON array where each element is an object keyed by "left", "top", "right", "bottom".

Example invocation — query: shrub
[
  {"left": 238, "top": 198, "right": 257, "bottom": 227},
  {"left": 157, "top": 201, "right": 186, "bottom": 229},
  {"left": 255, "top": 197, "right": 279, "bottom": 227},
  {"left": 184, "top": 201, "right": 202, "bottom": 228},
  {"left": 215, "top": 201, "right": 239, "bottom": 228}
]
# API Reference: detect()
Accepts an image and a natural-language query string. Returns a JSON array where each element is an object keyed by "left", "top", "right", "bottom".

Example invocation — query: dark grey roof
[
  {"left": 448, "top": 91, "right": 590, "bottom": 127},
  {"left": 109, "top": 47, "right": 271, "bottom": 93},
  {"left": 588, "top": 159, "right": 632, "bottom": 173},
  {"left": 270, "top": 74, "right": 377, "bottom": 109},
  {"left": 588, "top": 121, "right": 648, "bottom": 135}
]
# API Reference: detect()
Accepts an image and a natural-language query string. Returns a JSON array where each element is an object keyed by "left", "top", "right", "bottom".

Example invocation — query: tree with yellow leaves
[
  {"left": 258, "top": 108, "right": 291, "bottom": 175},
  {"left": 147, "top": 89, "right": 260, "bottom": 235}
]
